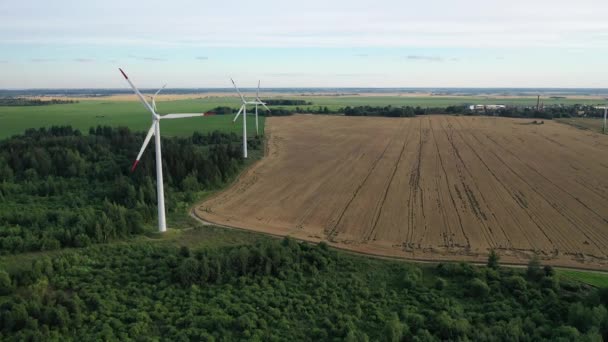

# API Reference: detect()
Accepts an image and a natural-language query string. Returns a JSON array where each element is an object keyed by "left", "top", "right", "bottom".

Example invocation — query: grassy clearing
[
  {"left": 555, "top": 117, "right": 606, "bottom": 133},
  {"left": 557, "top": 269, "right": 608, "bottom": 288}
]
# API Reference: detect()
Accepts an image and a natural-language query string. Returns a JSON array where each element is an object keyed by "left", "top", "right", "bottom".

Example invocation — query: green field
[
  {"left": 0, "top": 98, "right": 262, "bottom": 139},
  {"left": 1, "top": 94, "right": 604, "bottom": 139},
  {"left": 558, "top": 269, "right": 608, "bottom": 288}
]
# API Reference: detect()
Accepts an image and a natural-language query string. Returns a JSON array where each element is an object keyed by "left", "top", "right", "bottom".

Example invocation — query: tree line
[
  {"left": 0, "top": 98, "right": 78, "bottom": 106},
  {"left": 0, "top": 126, "right": 260, "bottom": 254},
  {"left": 263, "top": 99, "right": 311, "bottom": 106},
  {"left": 261, "top": 104, "right": 604, "bottom": 119}
]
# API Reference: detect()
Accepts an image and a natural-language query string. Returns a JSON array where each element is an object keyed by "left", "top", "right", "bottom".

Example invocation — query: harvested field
[{"left": 195, "top": 115, "right": 608, "bottom": 269}]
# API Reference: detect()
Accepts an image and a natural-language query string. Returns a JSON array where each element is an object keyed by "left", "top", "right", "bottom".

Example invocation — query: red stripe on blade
[
  {"left": 131, "top": 160, "right": 140, "bottom": 172},
  {"left": 119, "top": 68, "right": 128, "bottom": 79}
]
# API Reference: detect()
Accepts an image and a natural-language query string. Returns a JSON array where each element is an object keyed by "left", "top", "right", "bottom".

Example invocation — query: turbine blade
[
  {"left": 131, "top": 123, "right": 156, "bottom": 172},
  {"left": 161, "top": 113, "right": 205, "bottom": 119},
  {"left": 154, "top": 84, "right": 167, "bottom": 97},
  {"left": 233, "top": 105, "right": 244, "bottom": 122},
  {"left": 262, "top": 103, "right": 271, "bottom": 112},
  {"left": 230, "top": 78, "right": 246, "bottom": 103},
  {"left": 152, "top": 85, "right": 166, "bottom": 112},
  {"left": 119, "top": 68, "right": 155, "bottom": 114}
]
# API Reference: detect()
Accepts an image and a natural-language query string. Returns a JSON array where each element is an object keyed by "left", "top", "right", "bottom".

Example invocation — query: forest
[
  {"left": 0, "top": 238, "right": 606, "bottom": 340},
  {"left": 0, "top": 126, "right": 261, "bottom": 254}
]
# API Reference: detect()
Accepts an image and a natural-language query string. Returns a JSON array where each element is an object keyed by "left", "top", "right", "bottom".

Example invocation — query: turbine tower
[
  {"left": 602, "top": 103, "right": 608, "bottom": 134},
  {"left": 119, "top": 68, "right": 206, "bottom": 232},
  {"left": 230, "top": 78, "right": 268, "bottom": 158}
]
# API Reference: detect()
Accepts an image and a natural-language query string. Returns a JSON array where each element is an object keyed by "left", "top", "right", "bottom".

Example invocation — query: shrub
[
  {"left": 0, "top": 270, "right": 12, "bottom": 295},
  {"left": 467, "top": 278, "right": 490, "bottom": 298},
  {"left": 487, "top": 249, "right": 500, "bottom": 269},
  {"left": 526, "top": 255, "right": 544, "bottom": 281}
]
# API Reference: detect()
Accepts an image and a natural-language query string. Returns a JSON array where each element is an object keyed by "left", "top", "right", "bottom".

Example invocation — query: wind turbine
[
  {"left": 119, "top": 68, "right": 206, "bottom": 233},
  {"left": 254, "top": 80, "right": 271, "bottom": 136},
  {"left": 147, "top": 84, "right": 166, "bottom": 112},
  {"left": 230, "top": 78, "right": 267, "bottom": 158}
]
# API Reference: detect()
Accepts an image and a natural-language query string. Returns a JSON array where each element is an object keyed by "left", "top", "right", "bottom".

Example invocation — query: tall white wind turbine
[
  {"left": 254, "top": 80, "right": 271, "bottom": 136},
  {"left": 231, "top": 78, "right": 267, "bottom": 158},
  {"left": 119, "top": 68, "right": 206, "bottom": 233}
]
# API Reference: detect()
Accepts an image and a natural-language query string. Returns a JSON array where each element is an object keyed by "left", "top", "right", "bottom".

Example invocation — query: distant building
[{"left": 468, "top": 104, "right": 506, "bottom": 111}]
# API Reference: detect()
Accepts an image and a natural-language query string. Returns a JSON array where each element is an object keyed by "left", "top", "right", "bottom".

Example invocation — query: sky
[{"left": 1, "top": 0, "right": 607, "bottom": 88}]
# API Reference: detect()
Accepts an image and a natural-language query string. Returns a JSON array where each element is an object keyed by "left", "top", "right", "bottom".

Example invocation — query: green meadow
[{"left": 0, "top": 98, "right": 259, "bottom": 139}]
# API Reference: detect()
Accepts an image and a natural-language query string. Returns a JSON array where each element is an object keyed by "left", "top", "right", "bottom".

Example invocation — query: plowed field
[{"left": 195, "top": 115, "right": 608, "bottom": 269}]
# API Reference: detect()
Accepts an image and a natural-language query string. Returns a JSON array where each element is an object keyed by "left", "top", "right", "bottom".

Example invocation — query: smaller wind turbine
[
  {"left": 254, "top": 80, "right": 271, "bottom": 136},
  {"left": 147, "top": 84, "right": 166, "bottom": 112},
  {"left": 231, "top": 78, "right": 267, "bottom": 158},
  {"left": 119, "top": 68, "right": 206, "bottom": 232}
]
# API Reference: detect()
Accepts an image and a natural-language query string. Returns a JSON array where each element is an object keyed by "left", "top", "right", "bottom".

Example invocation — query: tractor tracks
[
  {"left": 364, "top": 120, "right": 414, "bottom": 242},
  {"left": 326, "top": 123, "right": 404, "bottom": 241}
]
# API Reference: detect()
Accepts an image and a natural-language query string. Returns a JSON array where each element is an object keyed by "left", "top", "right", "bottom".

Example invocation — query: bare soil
[{"left": 195, "top": 115, "right": 608, "bottom": 270}]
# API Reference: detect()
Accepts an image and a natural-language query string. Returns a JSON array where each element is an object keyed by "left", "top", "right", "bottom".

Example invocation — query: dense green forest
[
  {"left": 0, "top": 98, "right": 78, "bottom": 106},
  {"left": 0, "top": 126, "right": 261, "bottom": 254},
  {"left": 0, "top": 238, "right": 606, "bottom": 340}
]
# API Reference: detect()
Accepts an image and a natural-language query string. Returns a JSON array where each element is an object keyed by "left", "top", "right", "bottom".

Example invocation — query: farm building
[{"left": 468, "top": 104, "right": 506, "bottom": 111}]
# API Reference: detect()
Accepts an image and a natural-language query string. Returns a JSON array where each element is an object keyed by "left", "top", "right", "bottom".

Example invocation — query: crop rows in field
[{"left": 196, "top": 115, "right": 608, "bottom": 269}]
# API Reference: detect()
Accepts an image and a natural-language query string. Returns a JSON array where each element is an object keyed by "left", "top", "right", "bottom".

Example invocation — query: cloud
[
  {"left": 73, "top": 58, "right": 94, "bottom": 62},
  {"left": 406, "top": 55, "right": 444, "bottom": 62},
  {"left": 3, "top": 0, "right": 608, "bottom": 49},
  {"left": 128, "top": 55, "right": 167, "bottom": 62},
  {"left": 333, "top": 73, "right": 368, "bottom": 77},
  {"left": 30, "top": 58, "right": 56, "bottom": 62},
  {"left": 266, "top": 72, "right": 308, "bottom": 77},
  {"left": 195, "top": 56, "right": 208, "bottom": 60}
]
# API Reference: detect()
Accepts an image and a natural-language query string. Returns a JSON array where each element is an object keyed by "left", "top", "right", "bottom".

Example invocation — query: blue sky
[{"left": 1, "top": 0, "right": 607, "bottom": 88}]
